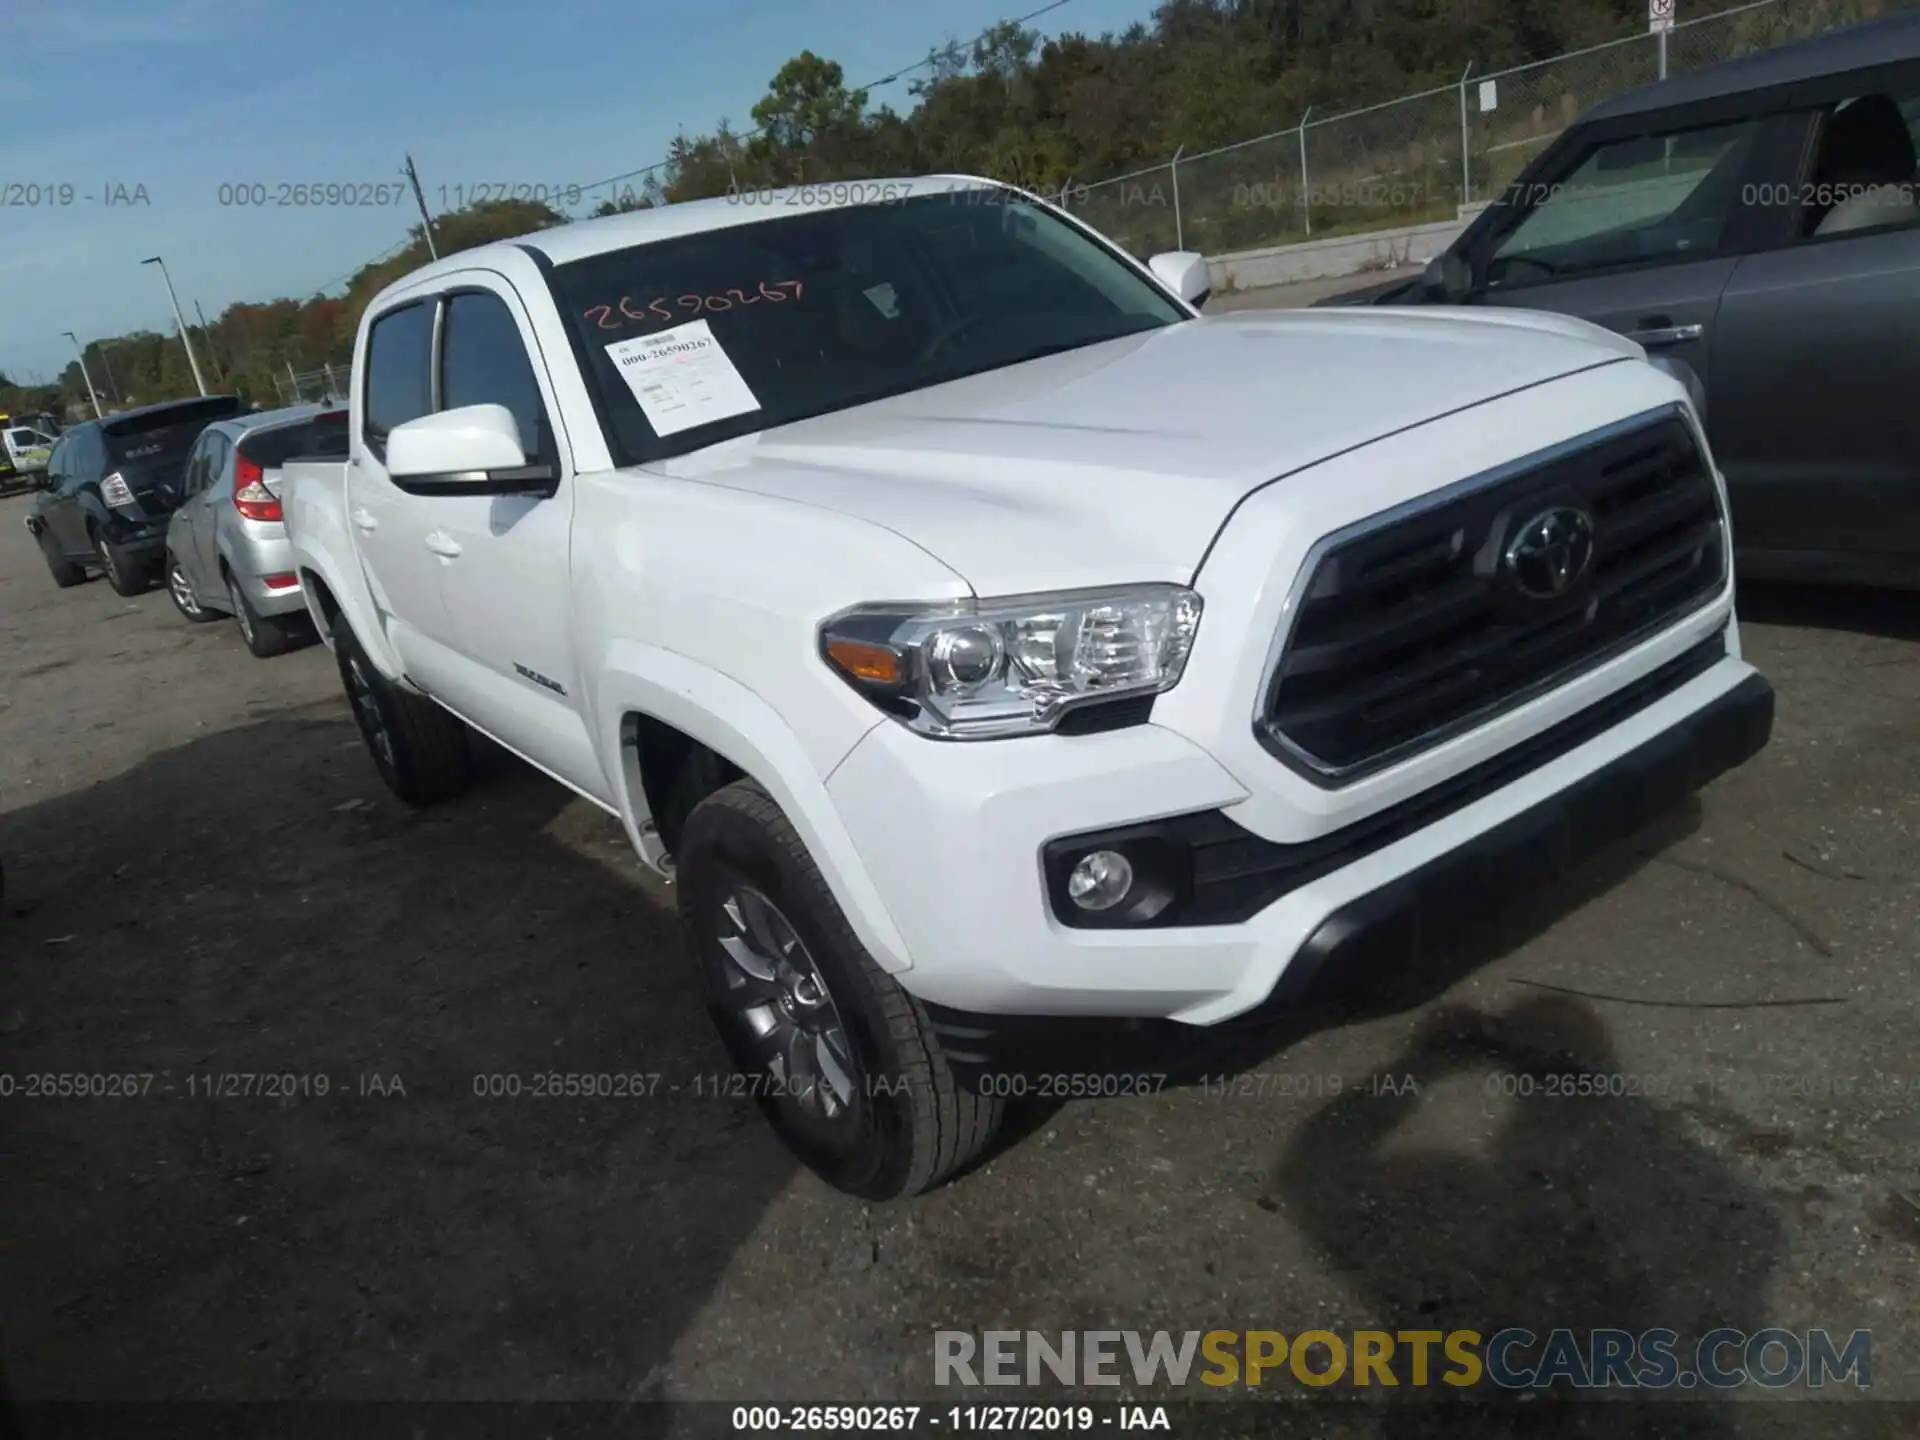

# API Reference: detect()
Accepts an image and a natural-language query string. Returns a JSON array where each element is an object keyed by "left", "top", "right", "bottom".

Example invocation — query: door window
[
  {"left": 1795, "top": 86, "right": 1920, "bottom": 240},
  {"left": 179, "top": 436, "right": 213, "bottom": 496},
  {"left": 1487, "top": 117, "right": 1764, "bottom": 289},
  {"left": 438, "top": 291, "right": 556, "bottom": 465},
  {"left": 362, "top": 301, "right": 436, "bottom": 457}
]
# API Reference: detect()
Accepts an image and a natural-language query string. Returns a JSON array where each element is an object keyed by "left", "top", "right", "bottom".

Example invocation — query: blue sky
[{"left": 0, "top": 0, "right": 1161, "bottom": 384}]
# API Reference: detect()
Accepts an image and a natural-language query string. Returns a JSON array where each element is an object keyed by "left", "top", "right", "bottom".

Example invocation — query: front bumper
[{"left": 826, "top": 629, "right": 1771, "bottom": 1041}]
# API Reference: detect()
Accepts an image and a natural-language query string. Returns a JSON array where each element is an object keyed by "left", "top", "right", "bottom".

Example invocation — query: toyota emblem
[{"left": 1505, "top": 506, "right": 1596, "bottom": 599}]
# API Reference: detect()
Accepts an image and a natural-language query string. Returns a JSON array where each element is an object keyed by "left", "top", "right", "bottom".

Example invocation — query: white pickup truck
[{"left": 280, "top": 175, "right": 1773, "bottom": 1200}]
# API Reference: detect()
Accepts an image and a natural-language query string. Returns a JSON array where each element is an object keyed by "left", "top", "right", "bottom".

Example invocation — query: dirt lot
[{"left": 1, "top": 427, "right": 1918, "bottom": 1432}]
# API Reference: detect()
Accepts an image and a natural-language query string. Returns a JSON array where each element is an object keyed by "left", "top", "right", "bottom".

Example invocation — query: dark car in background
[
  {"left": 1320, "top": 9, "right": 1920, "bottom": 590},
  {"left": 23, "top": 395, "right": 245, "bottom": 595}
]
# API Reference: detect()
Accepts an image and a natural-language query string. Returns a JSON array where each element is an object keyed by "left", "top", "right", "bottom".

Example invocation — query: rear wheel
[
  {"left": 39, "top": 534, "right": 85, "bottom": 589},
  {"left": 94, "top": 531, "right": 151, "bottom": 597},
  {"left": 227, "top": 573, "right": 293, "bottom": 658},
  {"left": 334, "top": 622, "right": 475, "bottom": 806},
  {"left": 165, "top": 552, "right": 220, "bottom": 623},
  {"left": 677, "top": 780, "right": 1003, "bottom": 1200}
]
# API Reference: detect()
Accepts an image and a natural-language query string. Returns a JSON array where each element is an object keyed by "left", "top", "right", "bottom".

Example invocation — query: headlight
[
  {"left": 100, "top": 471, "right": 136, "bottom": 509},
  {"left": 820, "top": 585, "right": 1202, "bottom": 740}
]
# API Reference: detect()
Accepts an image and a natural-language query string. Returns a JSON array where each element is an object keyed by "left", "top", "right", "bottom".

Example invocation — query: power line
[{"left": 570, "top": 0, "right": 1080, "bottom": 199}]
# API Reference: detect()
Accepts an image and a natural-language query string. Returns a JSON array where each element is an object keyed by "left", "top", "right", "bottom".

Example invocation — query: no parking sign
[{"left": 1650, "top": 0, "right": 1677, "bottom": 33}]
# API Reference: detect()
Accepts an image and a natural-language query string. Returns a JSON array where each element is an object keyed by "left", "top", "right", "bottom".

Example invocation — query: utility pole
[
  {"left": 61, "top": 331, "right": 103, "bottom": 419},
  {"left": 403, "top": 154, "right": 440, "bottom": 259},
  {"left": 192, "top": 299, "right": 227, "bottom": 385},
  {"left": 140, "top": 255, "right": 209, "bottom": 396}
]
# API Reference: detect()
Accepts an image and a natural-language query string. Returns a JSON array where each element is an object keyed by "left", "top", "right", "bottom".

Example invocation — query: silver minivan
[{"left": 164, "top": 404, "right": 348, "bottom": 656}]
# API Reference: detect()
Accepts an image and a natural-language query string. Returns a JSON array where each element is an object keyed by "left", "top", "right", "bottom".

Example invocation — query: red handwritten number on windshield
[{"left": 585, "top": 280, "right": 803, "bottom": 331}]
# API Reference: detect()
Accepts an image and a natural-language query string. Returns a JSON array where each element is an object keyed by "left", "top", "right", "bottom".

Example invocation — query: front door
[
  {"left": 408, "top": 280, "right": 605, "bottom": 802},
  {"left": 1708, "top": 77, "right": 1920, "bottom": 577},
  {"left": 1467, "top": 111, "right": 1795, "bottom": 395},
  {"left": 347, "top": 297, "right": 467, "bottom": 692}
]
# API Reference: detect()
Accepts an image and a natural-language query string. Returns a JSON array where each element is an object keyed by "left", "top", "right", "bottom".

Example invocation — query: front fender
[{"left": 594, "top": 640, "right": 913, "bottom": 975}]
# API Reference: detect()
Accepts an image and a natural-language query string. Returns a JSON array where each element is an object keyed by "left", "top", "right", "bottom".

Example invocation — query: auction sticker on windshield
[{"left": 605, "top": 319, "right": 760, "bottom": 437}]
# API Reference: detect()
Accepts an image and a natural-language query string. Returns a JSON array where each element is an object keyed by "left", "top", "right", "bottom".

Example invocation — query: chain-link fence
[
  {"left": 279, "top": 361, "right": 352, "bottom": 406},
  {"left": 1061, "top": 0, "right": 1891, "bottom": 259}
]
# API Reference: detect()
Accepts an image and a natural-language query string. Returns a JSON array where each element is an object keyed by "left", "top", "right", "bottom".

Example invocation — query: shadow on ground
[
  {"left": 1735, "top": 579, "right": 1920, "bottom": 643},
  {"left": 0, "top": 710, "right": 794, "bottom": 1402}
]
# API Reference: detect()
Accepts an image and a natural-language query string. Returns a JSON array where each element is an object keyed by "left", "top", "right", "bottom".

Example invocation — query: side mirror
[
  {"left": 385, "top": 405, "right": 554, "bottom": 497},
  {"left": 1148, "top": 250, "right": 1213, "bottom": 308},
  {"left": 1423, "top": 251, "right": 1474, "bottom": 303}
]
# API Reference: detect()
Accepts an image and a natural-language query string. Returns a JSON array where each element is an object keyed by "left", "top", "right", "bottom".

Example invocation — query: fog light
[{"left": 1066, "top": 850, "right": 1134, "bottom": 912}]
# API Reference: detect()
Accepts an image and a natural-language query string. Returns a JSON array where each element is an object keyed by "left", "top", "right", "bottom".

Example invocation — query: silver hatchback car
[{"left": 164, "top": 404, "right": 347, "bottom": 656}]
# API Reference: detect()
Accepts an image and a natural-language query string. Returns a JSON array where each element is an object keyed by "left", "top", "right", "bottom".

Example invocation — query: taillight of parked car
[
  {"left": 100, "top": 471, "right": 136, "bottom": 509},
  {"left": 232, "top": 452, "right": 281, "bottom": 522}
]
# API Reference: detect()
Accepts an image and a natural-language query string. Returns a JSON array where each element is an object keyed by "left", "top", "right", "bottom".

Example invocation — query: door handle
[
  {"left": 424, "top": 531, "right": 462, "bottom": 559},
  {"left": 1628, "top": 323, "right": 1704, "bottom": 347},
  {"left": 351, "top": 507, "right": 378, "bottom": 533}
]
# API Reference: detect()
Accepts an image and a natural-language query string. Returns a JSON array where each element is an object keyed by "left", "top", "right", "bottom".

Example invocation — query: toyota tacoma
[{"left": 278, "top": 176, "right": 1773, "bottom": 1200}]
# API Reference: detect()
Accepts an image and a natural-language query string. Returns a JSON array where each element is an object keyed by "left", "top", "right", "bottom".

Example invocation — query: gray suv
[
  {"left": 164, "top": 404, "right": 347, "bottom": 656},
  {"left": 1325, "top": 9, "right": 1920, "bottom": 591}
]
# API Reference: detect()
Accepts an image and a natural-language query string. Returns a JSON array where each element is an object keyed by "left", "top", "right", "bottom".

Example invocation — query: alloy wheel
[
  {"left": 169, "top": 561, "right": 201, "bottom": 616},
  {"left": 713, "top": 885, "right": 861, "bottom": 1123},
  {"left": 228, "top": 578, "right": 256, "bottom": 646},
  {"left": 343, "top": 651, "right": 397, "bottom": 774}
]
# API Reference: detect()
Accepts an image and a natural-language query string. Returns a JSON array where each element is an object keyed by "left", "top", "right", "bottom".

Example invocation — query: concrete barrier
[{"left": 1208, "top": 203, "right": 1492, "bottom": 295}]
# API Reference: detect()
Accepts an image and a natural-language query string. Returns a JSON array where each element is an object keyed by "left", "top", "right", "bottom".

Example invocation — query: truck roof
[{"left": 368, "top": 174, "right": 1009, "bottom": 309}]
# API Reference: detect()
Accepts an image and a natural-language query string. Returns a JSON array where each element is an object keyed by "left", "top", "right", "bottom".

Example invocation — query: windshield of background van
[{"left": 553, "top": 190, "right": 1187, "bottom": 466}]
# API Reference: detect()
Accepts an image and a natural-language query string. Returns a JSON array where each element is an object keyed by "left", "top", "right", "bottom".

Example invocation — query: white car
[{"left": 280, "top": 175, "right": 1773, "bottom": 1200}]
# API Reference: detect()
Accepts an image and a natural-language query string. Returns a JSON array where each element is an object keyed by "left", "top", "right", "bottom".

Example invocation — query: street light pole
[
  {"left": 140, "top": 255, "right": 209, "bottom": 396},
  {"left": 97, "top": 342, "right": 123, "bottom": 406},
  {"left": 61, "top": 331, "right": 104, "bottom": 419}
]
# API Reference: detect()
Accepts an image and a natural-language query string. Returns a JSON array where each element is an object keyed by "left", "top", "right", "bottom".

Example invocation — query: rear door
[
  {"left": 38, "top": 438, "right": 78, "bottom": 555},
  {"left": 47, "top": 429, "right": 100, "bottom": 556},
  {"left": 1465, "top": 111, "right": 1798, "bottom": 392},
  {"left": 188, "top": 431, "right": 234, "bottom": 583},
  {"left": 169, "top": 433, "right": 215, "bottom": 588},
  {"left": 347, "top": 298, "right": 468, "bottom": 689},
  {"left": 1709, "top": 73, "right": 1920, "bottom": 578}
]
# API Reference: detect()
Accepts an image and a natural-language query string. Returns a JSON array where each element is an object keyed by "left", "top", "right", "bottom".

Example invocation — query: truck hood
[{"left": 651, "top": 309, "right": 1639, "bottom": 596}]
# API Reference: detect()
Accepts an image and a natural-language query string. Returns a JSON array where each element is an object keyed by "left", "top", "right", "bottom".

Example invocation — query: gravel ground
[{"left": 1, "top": 416, "right": 1916, "bottom": 1436}]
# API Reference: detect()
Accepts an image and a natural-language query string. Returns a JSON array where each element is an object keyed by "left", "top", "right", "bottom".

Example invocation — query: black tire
[
  {"left": 164, "top": 552, "right": 221, "bottom": 623},
  {"left": 333, "top": 621, "right": 475, "bottom": 806},
  {"left": 39, "top": 534, "right": 85, "bottom": 589},
  {"left": 93, "top": 530, "right": 151, "bottom": 597},
  {"left": 227, "top": 572, "right": 292, "bottom": 658},
  {"left": 677, "top": 780, "right": 1003, "bottom": 1200}
]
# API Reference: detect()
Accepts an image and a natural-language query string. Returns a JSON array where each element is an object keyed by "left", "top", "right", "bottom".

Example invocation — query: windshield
[{"left": 552, "top": 188, "right": 1187, "bottom": 466}]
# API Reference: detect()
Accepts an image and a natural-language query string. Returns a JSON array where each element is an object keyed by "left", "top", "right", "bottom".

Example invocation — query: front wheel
[
  {"left": 333, "top": 622, "right": 476, "bottom": 806},
  {"left": 677, "top": 780, "right": 1003, "bottom": 1200}
]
